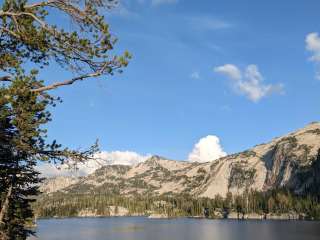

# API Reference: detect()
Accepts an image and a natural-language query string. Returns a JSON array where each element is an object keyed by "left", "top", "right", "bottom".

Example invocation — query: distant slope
[{"left": 41, "top": 122, "right": 320, "bottom": 198}]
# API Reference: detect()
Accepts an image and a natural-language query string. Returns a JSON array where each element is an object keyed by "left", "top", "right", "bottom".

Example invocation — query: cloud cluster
[
  {"left": 36, "top": 163, "right": 74, "bottom": 178},
  {"left": 94, "top": 151, "right": 150, "bottom": 166},
  {"left": 214, "top": 64, "right": 284, "bottom": 102},
  {"left": 188, "top": 135, "right": 227, "bottom": 163},
  {"left": 37, "top": 134, "right": 229, "bottom": 177},
  {"left": 37, "top": 151, "right": 150, "bottom": 177},
  {"left": 306, "top": 32, "right": 320, "bottom": 80}
]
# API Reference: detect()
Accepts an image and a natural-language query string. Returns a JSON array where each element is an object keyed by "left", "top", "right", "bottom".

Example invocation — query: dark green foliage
[
  {"left": 295, "top": 149, "right": 320, "bottom": 198},
  {"left": 197, "top": 167, "right": 206, "bottom": 174},
  {"left": 0, "top": 1, "right": 130, "bottom": 239},
  {"left": 33, "top": 189, "right": 320, "bottom": 220},
  {"left": 228, "top": 163, "right": 256, "bottom": 189},
  {"left": 0, "top": 106, "right": 40, "bottom": 240},
  {"left": 241, "top": 150, "right": 257, "bottom": 158},
  {"left": 281, "top": 136, "right": 298, "bottom": 148},
  {"left": 0, "top": 0, "right": 130, "bottom": 77}
]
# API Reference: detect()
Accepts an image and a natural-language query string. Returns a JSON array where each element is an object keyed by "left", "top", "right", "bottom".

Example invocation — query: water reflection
[{"left": 28, "top": 217, "right": 320, "bottom": 240}]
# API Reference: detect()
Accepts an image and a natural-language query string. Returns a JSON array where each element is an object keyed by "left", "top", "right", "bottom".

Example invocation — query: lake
[{"left": 28, "top": 217, "right": 320, "bottom": 240}]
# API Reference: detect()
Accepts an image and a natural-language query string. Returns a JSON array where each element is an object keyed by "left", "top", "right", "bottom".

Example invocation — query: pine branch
[
  {"left": 0, "top": 76, "right": 11, "bottom": 82},
  {"left": 31, "top": 63, "right": 117, "bottom": 92}
]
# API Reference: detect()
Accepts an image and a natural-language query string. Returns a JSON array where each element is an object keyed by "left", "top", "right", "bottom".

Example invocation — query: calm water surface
[{"left": 28, "top": 217, "right": 320, "bottom": 240}]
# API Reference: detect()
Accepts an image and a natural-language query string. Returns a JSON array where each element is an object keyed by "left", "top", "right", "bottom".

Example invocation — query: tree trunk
[{"left": 0, "top": 184, "right": 13, "bottom": 224}]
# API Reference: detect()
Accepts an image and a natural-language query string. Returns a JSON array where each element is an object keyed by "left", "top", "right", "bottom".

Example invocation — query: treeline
[{"left": 34, "top": 189, "right": 320, "bottom": 220}]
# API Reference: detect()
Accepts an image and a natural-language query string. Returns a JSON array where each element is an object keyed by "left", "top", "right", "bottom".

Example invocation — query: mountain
[{"left": 41, "top": 122, "right": 320, "bottom": 199}]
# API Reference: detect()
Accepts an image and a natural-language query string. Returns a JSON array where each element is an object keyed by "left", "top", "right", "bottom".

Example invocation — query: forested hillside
[{"left": 35, "top": 123, "right": 320, "bottom": 220}]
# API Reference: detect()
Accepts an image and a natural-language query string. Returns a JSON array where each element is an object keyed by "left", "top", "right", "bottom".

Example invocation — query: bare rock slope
[{"left": 42, "top": 122, "right": 320, "bottom": 198}]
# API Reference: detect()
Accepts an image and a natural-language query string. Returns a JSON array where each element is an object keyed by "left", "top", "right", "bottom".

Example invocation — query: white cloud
[
  {"left": 214, "top": 64, "right": 242, "bottom": 80},
  {"left": 94, "top": 151, "right": 150, "bottom": 166},
  {"left": 306, "top": 32, "right": 320, "bottom": 80},
  {"left": 37, "top": 136, "right": 228, "bottom": 176},
  {"left": 37, "top": 151, "right": 150, "bottom": 177},
  {"left": 306, "top": 32, "right": 320, "bottom": 61},
  {"left": 188, "top": 16, "right": 232, "bottom": 31},
  {"left": 190, "top": 71, "right": 200, "bottom": 79},
  {"left": 36, "top": 163, "right": 73, "bottom": 178},
  {"left": 214, "top": 64, "right": 284, "bottom": 102},
  {"left": 188, "top": 135, "right": 227, "bottom": 163}
]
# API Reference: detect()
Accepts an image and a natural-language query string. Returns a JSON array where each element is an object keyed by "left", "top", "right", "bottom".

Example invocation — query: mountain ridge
[{"left": 41, "top": 122, "right": 320, "bottom": 199}]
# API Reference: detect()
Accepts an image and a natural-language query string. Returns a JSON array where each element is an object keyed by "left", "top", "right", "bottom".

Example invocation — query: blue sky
[{"left": 40, "top": 0, "right": 320, "bottom": 162}]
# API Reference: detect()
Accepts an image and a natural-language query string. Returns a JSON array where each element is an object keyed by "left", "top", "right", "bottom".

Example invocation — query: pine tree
[
  {"left": 0, "top": 1, "right": 130, "bottom": 239},
  {"left": 0, "top": 105, "right": 40, "bottom": 239}
]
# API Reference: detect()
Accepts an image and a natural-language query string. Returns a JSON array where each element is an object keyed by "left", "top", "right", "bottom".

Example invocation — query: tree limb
[
  {"left": 0, "top": 76, "right": 12, "bottom": 82},
  {"left": 31, "top": 63, "right": 112, "bottom": 92},
  {"left": 0, "top": 26, "right": 21, "bottom": 39}
]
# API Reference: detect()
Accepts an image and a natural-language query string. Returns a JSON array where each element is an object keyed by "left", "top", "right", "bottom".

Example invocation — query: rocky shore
[
  {"left": 44, "top": 208, "right": 310, "bottom": 220},
  {"left": 223, "top": 212, "right": 304, "bottom": 220}
]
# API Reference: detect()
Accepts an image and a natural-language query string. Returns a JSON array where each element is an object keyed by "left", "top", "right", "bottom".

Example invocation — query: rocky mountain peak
[
  {"left": 42, "top": 122, "right": 320, "bottom": 199},
  {"left": 144, "top": 155, "right": 166, "bottom": 163}
]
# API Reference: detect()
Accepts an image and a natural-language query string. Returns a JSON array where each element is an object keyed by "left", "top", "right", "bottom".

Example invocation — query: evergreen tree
[
  {"left": 0, "top": 105, "right": 40, "bottom": 240},
  {"left": 0, "top": 1, "right": 130, "bottom": 239}
]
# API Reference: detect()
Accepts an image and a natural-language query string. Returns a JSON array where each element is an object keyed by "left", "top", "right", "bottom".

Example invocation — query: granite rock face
[{"left": 42, "top": 122, "right": 320, "bottom": 198}]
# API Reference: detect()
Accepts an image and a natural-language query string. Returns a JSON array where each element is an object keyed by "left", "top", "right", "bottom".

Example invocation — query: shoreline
[{"left": 35, "top": 213, "right": 317, "bottom": 221}]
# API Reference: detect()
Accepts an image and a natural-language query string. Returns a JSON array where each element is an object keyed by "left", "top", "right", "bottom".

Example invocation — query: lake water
[{"left": 28, "top": 217, "right": 320, "bottom": 240}]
